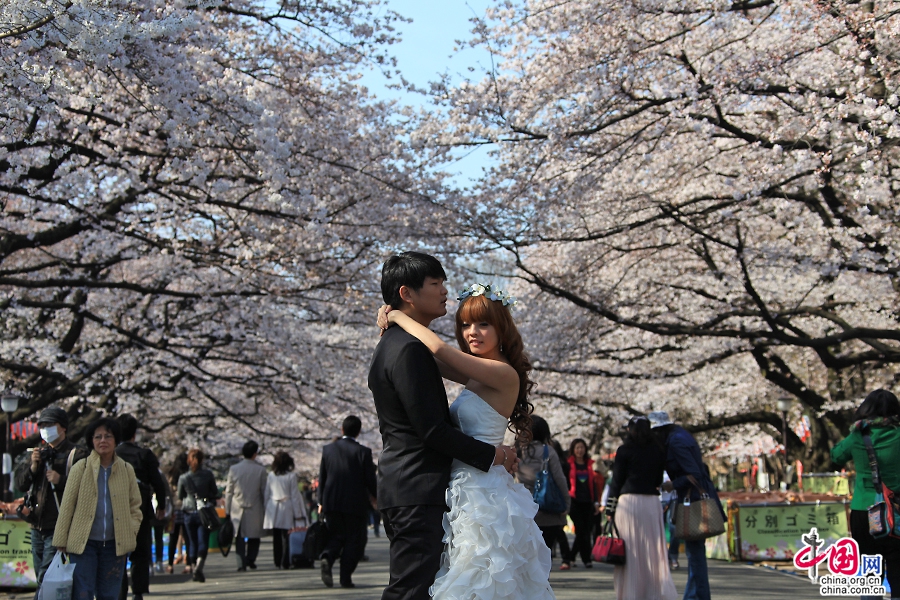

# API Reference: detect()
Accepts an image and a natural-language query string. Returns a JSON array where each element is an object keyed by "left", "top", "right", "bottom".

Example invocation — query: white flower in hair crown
[{"left": 457, "top": 283, "right": 518, "bottom": 307}]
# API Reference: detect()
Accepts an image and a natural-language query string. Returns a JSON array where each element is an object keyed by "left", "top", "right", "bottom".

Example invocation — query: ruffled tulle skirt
[{"left": 429, "top": 464, "right": 555, "bottom": 600}]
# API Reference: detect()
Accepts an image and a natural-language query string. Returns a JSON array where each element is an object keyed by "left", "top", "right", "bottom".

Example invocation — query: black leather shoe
[
  {"left": 236, "top": 566, "right": 246, "bottom": 572},
  {"left": 248, "top": 561, "right": 257, "bottom": 570},
  {"left": 192, "top": 571, "right": 205, "bottom": 583},
  {"left": 340, "top": 582, "right": 355, "bottom": 588},
  {"left": 320, "top": 561, "right": 333, "bottom": 588}
]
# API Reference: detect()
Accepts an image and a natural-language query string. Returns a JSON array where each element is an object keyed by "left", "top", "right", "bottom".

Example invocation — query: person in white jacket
[{"left": 264, "top": 451, "right": 309, "bottom": 569}]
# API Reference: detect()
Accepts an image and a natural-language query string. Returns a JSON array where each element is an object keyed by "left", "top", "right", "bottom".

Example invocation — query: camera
[{"left": 16, "top": 492, "right": 37, "bottom": 524}]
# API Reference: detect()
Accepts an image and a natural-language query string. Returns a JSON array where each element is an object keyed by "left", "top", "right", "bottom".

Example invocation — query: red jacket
[{"left": 568, "top": 456, "right": 605, "bottom": 502}]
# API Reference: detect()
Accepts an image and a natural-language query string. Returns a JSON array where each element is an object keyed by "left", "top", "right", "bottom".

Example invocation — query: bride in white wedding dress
[{"left": 379, "top": 283, "right": 555, "bottom": 600}]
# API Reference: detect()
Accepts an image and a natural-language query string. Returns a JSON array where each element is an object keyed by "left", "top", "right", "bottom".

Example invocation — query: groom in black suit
[{"left": 369, "top": 251, "right": 517, "bottom": 600}]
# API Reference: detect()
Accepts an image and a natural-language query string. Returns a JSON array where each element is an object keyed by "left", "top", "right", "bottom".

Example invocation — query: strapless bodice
[{"left": 449, "top": 389, "right": 508, "bottom": 447}]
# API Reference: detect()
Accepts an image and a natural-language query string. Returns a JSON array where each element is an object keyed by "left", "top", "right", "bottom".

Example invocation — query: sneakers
[
  {"left": 670, "top": 559, "right": 680, "bottom": 571},
  {"left": 560, "top": 563, "right": 571, "bottom": 571}
]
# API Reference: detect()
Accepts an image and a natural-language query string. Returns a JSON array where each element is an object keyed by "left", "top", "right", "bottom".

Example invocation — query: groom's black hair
[{"left": 381, "top": 251, "right": 447, "bottom": 308}]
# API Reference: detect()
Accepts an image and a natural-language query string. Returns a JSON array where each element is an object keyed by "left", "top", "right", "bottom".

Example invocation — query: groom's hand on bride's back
[{"left": 494, "top": 445, "right": 519, "bottom": 474}]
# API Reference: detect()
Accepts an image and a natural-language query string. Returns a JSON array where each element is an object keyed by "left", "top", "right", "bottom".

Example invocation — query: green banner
[
  {"left": 0, "top": 520, "right": 37, "bottom": 588},
  {"left": 737, "top": 502, "right": 849, "bottom": 561}
]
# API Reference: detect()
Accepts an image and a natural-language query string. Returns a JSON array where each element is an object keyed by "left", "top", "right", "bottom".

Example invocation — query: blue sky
[{"left": 359, "top": 0, "right": 497, "bottom": 186}]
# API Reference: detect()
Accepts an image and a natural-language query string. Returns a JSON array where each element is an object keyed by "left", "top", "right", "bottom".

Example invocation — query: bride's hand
[
  {"left": 494, "top": 444, "right": 519, "bottom": 475},
  {"left": 377, "top": 304, "right": 392, "bottom": 335}
]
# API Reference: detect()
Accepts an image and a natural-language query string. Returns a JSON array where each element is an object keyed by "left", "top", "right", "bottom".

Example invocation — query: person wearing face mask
[{"left": 14, "top": 407, "right": 88, "bottom": 599}]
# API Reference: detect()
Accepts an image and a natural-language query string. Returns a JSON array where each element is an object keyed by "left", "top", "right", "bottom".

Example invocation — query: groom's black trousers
[{"left": 381, "top": 505, "right": 446, "bottom": 600}]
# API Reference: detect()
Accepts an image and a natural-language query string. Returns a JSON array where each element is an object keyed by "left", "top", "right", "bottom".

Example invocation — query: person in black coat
[
  {"left": 317, "top": 416, "right": 377, "bottom": 588},
  {"left": 14, "top": 407, "right": 88, "bottom": 599},
  {"left": 115, "top": 414, "right": 167, "bottom": 600},
  {"left": 368, "top": 251, "right": 517, "bottom": 600}
]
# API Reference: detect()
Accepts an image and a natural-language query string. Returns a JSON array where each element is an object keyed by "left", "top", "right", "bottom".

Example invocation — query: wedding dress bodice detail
[
  {"left": 430, "top": 390, "right": 555, "bottom": 600},
  {"left": 449, "top": 389, "right": 508, "bottom": 446}
]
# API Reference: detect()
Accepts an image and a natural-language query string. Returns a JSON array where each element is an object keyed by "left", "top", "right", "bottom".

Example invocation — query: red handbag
[{"left": 591, "top": 519, "right": 626, "bottom": 565}]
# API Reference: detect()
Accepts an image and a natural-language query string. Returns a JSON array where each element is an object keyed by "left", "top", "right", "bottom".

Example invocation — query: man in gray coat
[{"left": 225, "top": 440, "right": 267, "bottom": 571}]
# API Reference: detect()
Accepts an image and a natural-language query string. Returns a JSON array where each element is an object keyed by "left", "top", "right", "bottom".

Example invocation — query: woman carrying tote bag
[
  {"left": 516, "top": 416, "right": 572, "bottom": 570},
  {"left": 53, "top": 418, "right": 143, "bottom": 600}
]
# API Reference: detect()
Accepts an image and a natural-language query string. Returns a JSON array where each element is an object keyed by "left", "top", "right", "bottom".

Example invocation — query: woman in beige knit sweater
[{"left": 54, "top": 417, "right": 143, "bottom": 600}]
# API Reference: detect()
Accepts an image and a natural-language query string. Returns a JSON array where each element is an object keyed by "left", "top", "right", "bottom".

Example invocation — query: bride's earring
[{"left": 500, "top": 344, "right": 504, "bottom": 353}]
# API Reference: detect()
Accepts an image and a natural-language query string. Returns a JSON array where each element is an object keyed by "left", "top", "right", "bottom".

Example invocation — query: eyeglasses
[{"left": 93, "top": 434, "right": 115, "bottom": 441}]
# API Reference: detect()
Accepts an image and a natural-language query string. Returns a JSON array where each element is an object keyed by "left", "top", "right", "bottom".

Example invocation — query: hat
[
  {"left": 37, "top": 407, "right": 69, "bottom": 429},
  {"left": 648, "top": 411, "right": 673, "bottom": 429}
]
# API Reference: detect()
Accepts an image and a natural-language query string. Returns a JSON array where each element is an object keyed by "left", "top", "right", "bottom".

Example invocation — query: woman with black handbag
[
  {"left": 176, "top": 448, "right": 219, "bottom": 583},
  {"left": 517, "top": 416, "right": 572, "bottom": 570},
  {"left": 831, "top": 389, "right": 900, "bottom": 598},
  {"left": 607, "top": 416, "right": 677, "bottom": 600}
]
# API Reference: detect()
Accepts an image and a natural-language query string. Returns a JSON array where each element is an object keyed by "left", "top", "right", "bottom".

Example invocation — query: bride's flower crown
[{"left": 457, "top": 283, "right": 518, "bottom": 308}]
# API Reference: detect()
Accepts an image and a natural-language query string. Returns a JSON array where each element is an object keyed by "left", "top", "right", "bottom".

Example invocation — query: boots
[{"left": 192, "top": 556, "right": 206, "bottom": 583}]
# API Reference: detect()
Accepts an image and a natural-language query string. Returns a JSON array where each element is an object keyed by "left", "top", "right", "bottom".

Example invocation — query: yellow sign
[
  {"left": 737, "top": 503, "right": 849, "bottom": 561},
  {"left": 0, "top": 520, "right": 37, "bottom": 588}
]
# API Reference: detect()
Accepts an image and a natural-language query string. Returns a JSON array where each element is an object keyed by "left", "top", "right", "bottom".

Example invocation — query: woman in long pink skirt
[{"left": 607, "top": 416, "right": 678, "bottom": 600}]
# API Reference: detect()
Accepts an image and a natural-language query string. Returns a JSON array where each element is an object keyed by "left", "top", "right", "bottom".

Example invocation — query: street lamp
[{"left": 1, "top": 393, "right": 20, "bottom": 502}]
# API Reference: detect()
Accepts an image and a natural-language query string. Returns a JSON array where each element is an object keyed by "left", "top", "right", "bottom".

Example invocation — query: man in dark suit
[
  {"left": 368, "top": 251, "right": 518, "bottom": 600},
  {"left": 116, "top": 414, "right": 167, "bottom": 600},
  {"left": 317, "top": 416, "right": 378, "bottom": 589}
]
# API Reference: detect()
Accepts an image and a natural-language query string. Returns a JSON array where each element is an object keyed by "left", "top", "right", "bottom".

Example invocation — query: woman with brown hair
[
  {"left": 176, "top": 448, "right": 219, "bottom": 583},
  {"left": 264, "top": 450, "right": 308, "bottom": 569},
  {"left": 379, "top": 283, "right": 554, "bottom": 599}
]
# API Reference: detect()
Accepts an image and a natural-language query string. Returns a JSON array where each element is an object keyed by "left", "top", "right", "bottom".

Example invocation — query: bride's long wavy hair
[{"left": 455, "top": 294, "right": 534, "bottom": 443}]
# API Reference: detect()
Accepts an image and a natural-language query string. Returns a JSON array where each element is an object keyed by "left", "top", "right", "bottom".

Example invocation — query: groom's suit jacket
[{"left": 369, "top": 326, "right": 495, "bottom": 510}]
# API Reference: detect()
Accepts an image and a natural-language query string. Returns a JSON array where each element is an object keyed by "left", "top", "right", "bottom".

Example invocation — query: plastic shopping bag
[{"left": 38, "top": 551, "right": 74, "bottom": 600}]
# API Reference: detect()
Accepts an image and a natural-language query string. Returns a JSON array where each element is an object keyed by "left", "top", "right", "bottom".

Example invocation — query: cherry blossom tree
[
  {"left": 0, "top": 0, "right": 429, "bottom": 467},
  {"left": 422, "top": 0, "right": 900, "bottom": 469}
]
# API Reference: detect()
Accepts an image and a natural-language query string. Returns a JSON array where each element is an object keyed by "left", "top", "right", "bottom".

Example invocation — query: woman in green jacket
[
  {"left": 54, "top": 418, "right": 143, "bottom": 600},
  {"left": 831, "top": 389, "right": 900, "bottom": 598}
]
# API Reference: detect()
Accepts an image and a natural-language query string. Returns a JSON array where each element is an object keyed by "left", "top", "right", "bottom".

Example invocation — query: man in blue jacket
[{"left": 650, "top": 411, "right": 724, "bottom": 600}]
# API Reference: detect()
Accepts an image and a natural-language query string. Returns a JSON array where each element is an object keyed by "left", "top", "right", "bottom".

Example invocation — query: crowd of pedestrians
[{"left": 10, "top": 388, "right": 900, "bottom": 600}]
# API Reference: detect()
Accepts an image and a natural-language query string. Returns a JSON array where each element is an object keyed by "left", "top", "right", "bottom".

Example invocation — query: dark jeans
[
  {"left": 683, "top": 539, "right": 710, "bottom": 600},
  {"left": 323, "top": 511, "right": 367, "bottom": 585},
  {"left": 235, "top": 523, "right": 260, "bottom": 568},
  {"left": 153, "top": 522, "right": 165, "bottom": 563},
  {"left": 71, "top": 539, "right": 126, "bottom": 600},
  {"left": 539, "top": 525, "right": 571, "bottom": 562},
  {"left": 669, "top": 523, "right": 680, "bottom": 560},
  {"left": 31, "top": 527, "right": 56, "bottom": 598},
  {"left": 168, "top": 520, "right": 186, "bottom": 565},
  {"left": 851, "top": 509, "right": 900, "bottom": 598},
  {"left": 370, "top": 508, "right": 381, "bottom": 537},
  {"left": 381, "top": 505, "right": 445, "bottom": 600},
  {"left": 567, "top": 499, "right": 595, "bottom": 565},
  {"left": 185, "top": 511, "right": 210, "bottom": 561},
  {"left": 272, "top": 528, "right": 290, "bottom": 569},
  {"left": 120, "top": 512, "right": 152, "bottom": 597}
]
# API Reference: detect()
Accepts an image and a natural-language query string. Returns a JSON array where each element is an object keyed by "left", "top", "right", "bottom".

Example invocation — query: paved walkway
[{"left": 9, "top": 534, "right": 830, "bottom": 599}]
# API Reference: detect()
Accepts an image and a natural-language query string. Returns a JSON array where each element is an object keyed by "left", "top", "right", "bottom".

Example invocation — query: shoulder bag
[
  {"left": 862, "top": 426, "right": 900, "bottom": 539},
  {"left": 186, "top": 474, "right": 222, "bottom": 532},
  {"left": 532, "top": 445, "right": 568, "bottom": 514},
  {"left": 591, "top": 518, "right": 626, "bottom": 565},
  {"left": 673, "top": 478, "right": 725, "bottom": 541}
]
